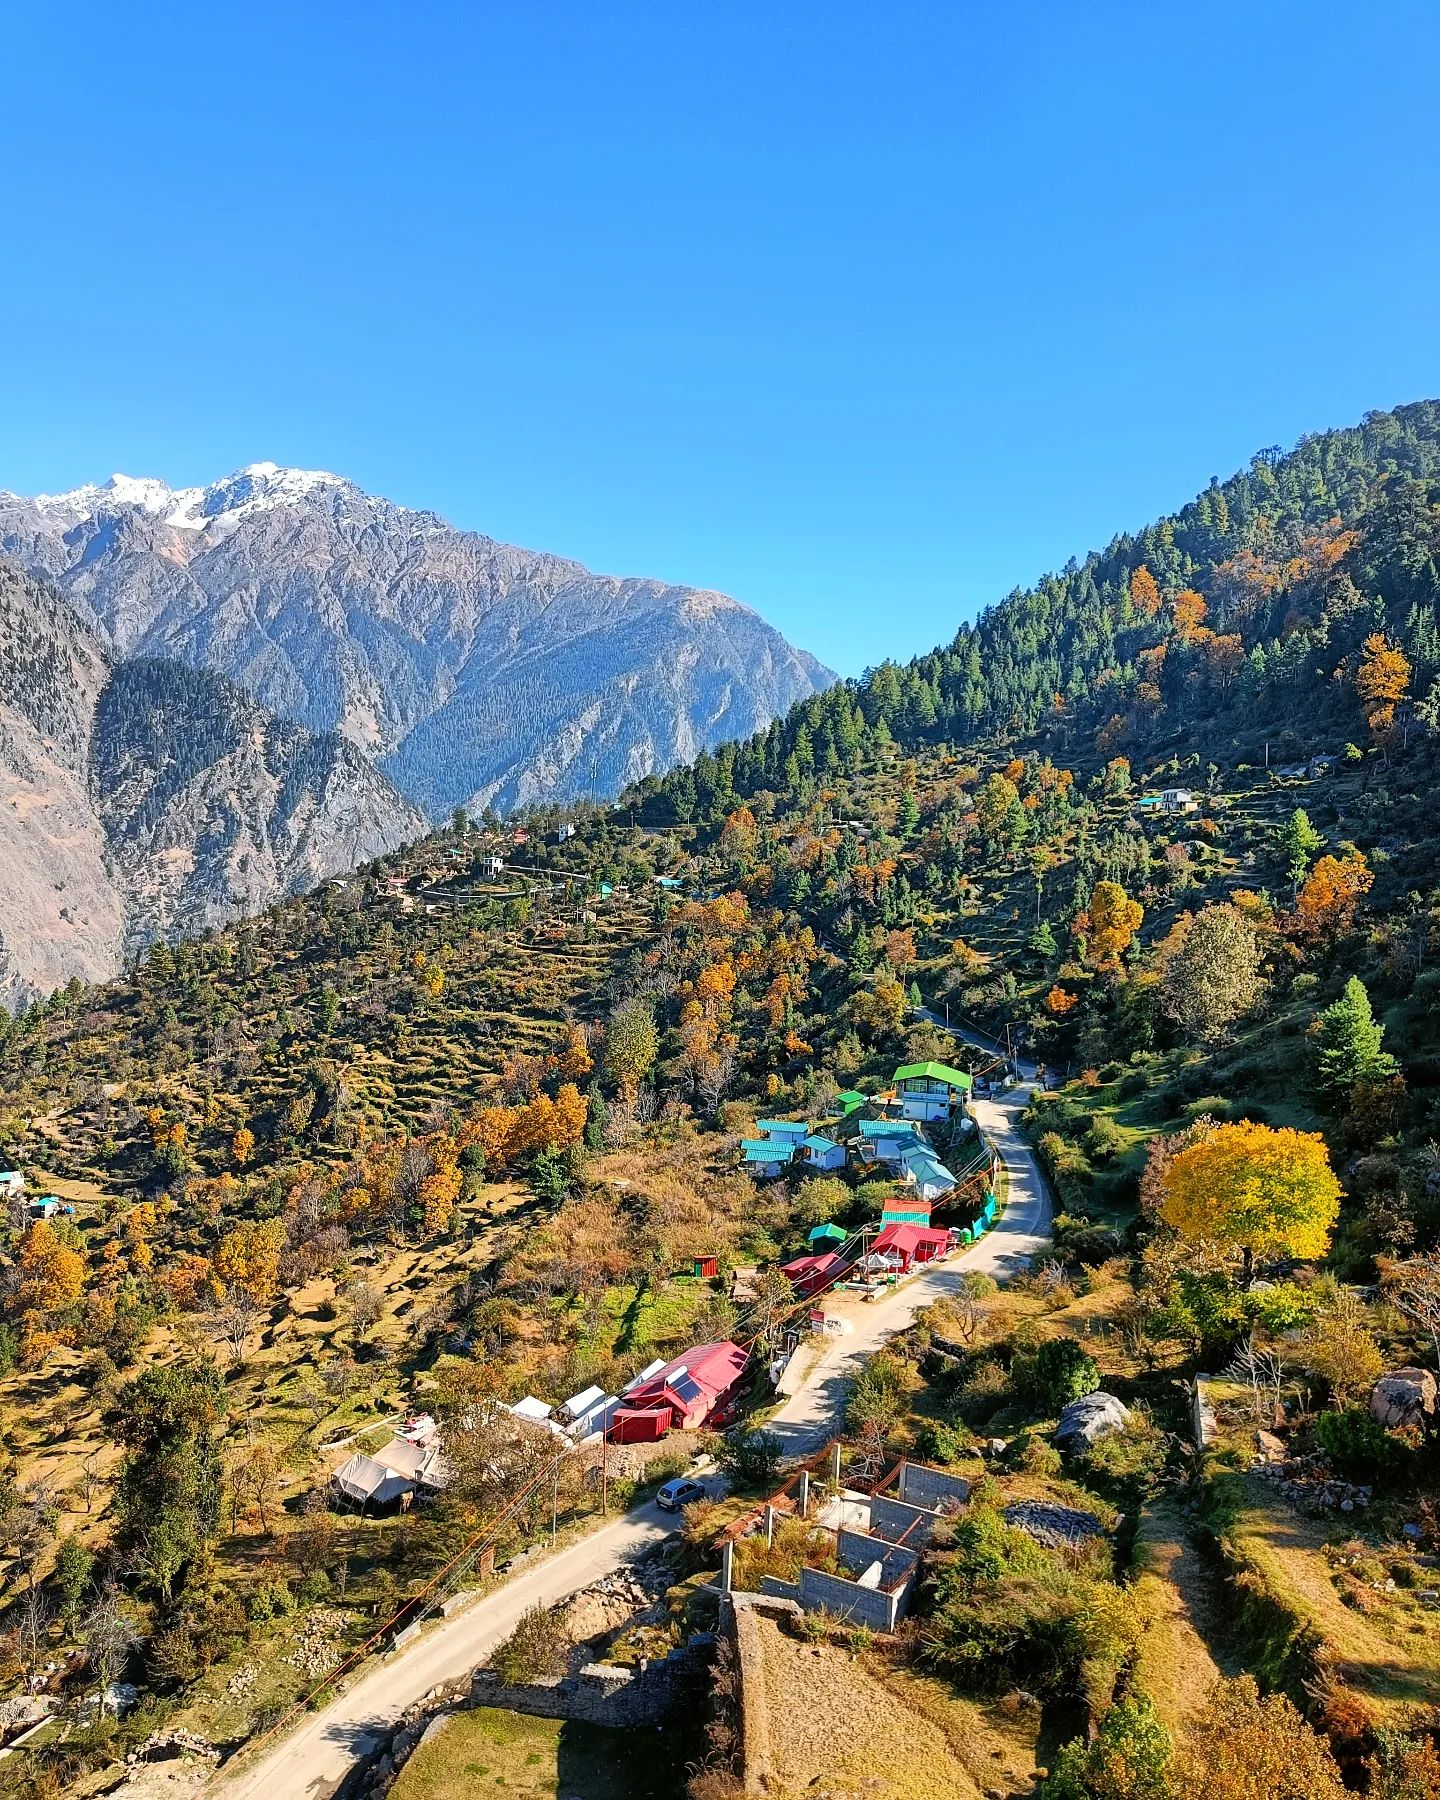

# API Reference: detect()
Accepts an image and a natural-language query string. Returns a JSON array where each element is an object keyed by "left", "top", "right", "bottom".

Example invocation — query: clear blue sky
[{"left": 4, "top": 4, "right": 1438, "bottom": 677}]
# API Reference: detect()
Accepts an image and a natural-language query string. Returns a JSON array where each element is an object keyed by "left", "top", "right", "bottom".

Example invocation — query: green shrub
[
  {"left": 1248, "top": 1281, "right": 1322, "bottom": 1331},
  {"left": 1314, "top": 1407, "right": 1403, "bottom": 1476},
  {"left": 954, "top": 1359, "right": 1011, "bottom": 1426},
  {"left": 1183, "top": 1095, "right": 1234, "bottom": 1124},
  {"left": 914, "top": 1419, "right": 977, "bottom": 1465},
  {"left": 718, "top": 1428, "right": 784, "bottom": 1489},
  {"left": 1018, "top": 1337, "right": 1100, "bottom": 1409},
  {"left": 489, "top": 1604, "right": 571, "bottom": 1684},
  {"left": 1085, "top": 1115, "right": 1129, "bottom": 1163},
  {"left": 246, "top": 1577, "right": 294, "bottom": 1622},
  {"left": 1041, "top": 1689, "right": 1174, "bottom": 1800}
]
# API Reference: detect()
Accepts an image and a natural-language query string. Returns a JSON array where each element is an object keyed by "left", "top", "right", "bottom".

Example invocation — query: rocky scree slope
[
  {"left": 0, "top": 558, "right": 424, "bottom": 1006},
  {"left": 0, "top": 463, "right": 835, "bottom": 817}
]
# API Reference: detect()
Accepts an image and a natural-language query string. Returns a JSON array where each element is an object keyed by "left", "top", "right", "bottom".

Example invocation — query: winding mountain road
[{"left": 217, "top": 1061, "right": 1051, "bottom": 1799}]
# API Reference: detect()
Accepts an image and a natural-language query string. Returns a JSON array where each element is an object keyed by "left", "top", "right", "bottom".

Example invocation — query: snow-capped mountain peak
[{"left": 20, "top": 463, "right": 354, "bottom": 532}]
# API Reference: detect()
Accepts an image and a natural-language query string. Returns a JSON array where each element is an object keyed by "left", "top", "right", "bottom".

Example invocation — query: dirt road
[{"left": 220, "top": 1498, "right": 681, "bottom": 1800}]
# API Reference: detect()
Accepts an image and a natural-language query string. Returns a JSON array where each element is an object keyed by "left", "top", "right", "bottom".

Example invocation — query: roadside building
[
  {"left": 608, "top": 1341, "right": 749, "bottom": 1443},
  {"left": 892, "top": 1061, "right": 974, "bottom": 1121}
]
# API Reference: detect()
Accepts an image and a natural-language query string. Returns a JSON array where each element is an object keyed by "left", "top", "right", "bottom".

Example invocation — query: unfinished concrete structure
[{"left": 748, "top": 1456, "right": 971, "bottom": 1632}]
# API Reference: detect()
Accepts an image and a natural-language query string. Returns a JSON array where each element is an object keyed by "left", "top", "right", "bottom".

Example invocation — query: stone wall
[
  {"left": 837, "top": 1527, "right": 917, "bottom": 1590},
  {"left": 467, "top": 1637, "right": 710, "bottom": 1729},
  {"left": 796, "top": 1566, "right": 903, "bottom": 1631},
  {"left": 870, "top": 1494, "right": 943, "bottom": 1547}
]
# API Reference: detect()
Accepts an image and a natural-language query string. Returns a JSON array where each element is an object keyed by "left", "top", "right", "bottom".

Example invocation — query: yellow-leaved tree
[{"left": 1160, "top": 1120, "right": 1341, "bottom": 1286}]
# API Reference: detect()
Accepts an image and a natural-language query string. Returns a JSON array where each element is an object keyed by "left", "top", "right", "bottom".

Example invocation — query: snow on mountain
[{"left": 0, "top": 463, "right": 837, "bottom": 818}]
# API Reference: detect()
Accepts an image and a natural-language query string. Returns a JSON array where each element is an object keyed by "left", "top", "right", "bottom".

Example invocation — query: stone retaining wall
[{"left": 467, "top": 1638, "right": 708, "bottom": 1728}]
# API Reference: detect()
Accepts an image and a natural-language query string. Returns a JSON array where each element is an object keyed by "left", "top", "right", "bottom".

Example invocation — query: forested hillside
[
  {"left": 3, "top": 404, "right": 1440, "bottom": 1797},
  {"left": 627, "top": 400, "right": 1440, "bottom": 822}
]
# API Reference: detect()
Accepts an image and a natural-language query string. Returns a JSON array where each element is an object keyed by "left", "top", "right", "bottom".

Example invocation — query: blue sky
[{"left": 3, "top": 3, "right": 1438, "bottom": 677}]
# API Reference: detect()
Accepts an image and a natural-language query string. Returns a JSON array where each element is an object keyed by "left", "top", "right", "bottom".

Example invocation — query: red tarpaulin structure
[
  {"left": 606, "top": 1341, "right": 750, "bottom": 1441},
  {"left": 780, "top": 1251, "right": 846, "bottom": 1296}
]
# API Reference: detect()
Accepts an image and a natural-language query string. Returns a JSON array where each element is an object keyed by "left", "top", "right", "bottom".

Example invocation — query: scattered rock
[
  {"left": 1054, "top": 1391, "right": 1130, "bottom": 1454},
  {"left": 1254, "top": 1429, "right": 1287, "bottom": 1462},
  {"left": 1004, "top": 1501, "right": 1105, "bottom": 1549},
  {"left": 1369, "top": 1368, "right": 1437, "bottom": 1432}
]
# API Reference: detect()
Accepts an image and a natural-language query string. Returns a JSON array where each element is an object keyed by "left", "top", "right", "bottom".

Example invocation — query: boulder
[
  {"left": 1369, "top": 1368, "right": 1437, "bottom": 1432},
  {"left": 1054, "top": 1391, "right": 1131, "bottom": 1454},
  {"left": 1254, "top": 1429, "right": 1287, "bottom": 1462}
]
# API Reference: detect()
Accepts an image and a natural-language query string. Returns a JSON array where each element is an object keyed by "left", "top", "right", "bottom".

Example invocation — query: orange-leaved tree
[
  {"left": 1085, "top": 880, "right": 1144, "bottom": 967},
  {"left": 1129, "top": 565, "right": 1162, "bottom": 617},
  {"left": 1160, "top": 1120, "right": 1341, "bottom": 1286},
  {"left": 1291, "top": 850, "right": 1372, "bottom": 945},
  {"left": 1355, "top": 631, "right": 1411, "bottom": 745}
]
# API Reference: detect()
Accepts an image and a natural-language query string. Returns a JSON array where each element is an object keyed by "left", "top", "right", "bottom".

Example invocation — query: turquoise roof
[
  {"left": 741, "top": 1139, "right": 788, "bottom": 1160},
  {"left": 755, "top": 1119, "right": 809, "bottom": 1137},
  {"left": 801, "top": 1134, "right": 840, "bottom": 1154},
  {"left": 808, "top": 1222, "right": 848, "bottom": 1243}
]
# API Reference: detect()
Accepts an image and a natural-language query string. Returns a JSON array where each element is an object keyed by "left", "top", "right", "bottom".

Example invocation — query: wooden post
[
  {"left": 765, "top": 1506, "right": 775, "bottom": 1547},
  {"left": 798, "top": 1470, "right": 810, "bottom": 1519},
  {"left": 721, "top": 1538, "right": 734, "bottom": 1594},
  {"left": 829, "top": 1440, "right": 842, "bottom": 1488}
]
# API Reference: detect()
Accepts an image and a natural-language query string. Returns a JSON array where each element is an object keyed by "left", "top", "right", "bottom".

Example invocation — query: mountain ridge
[
  {"left": 0, "top": 558, "right": 425, "bottom": 1007},
  {"left": 0, "top": 464, "right": 835, "bottom": 816}
]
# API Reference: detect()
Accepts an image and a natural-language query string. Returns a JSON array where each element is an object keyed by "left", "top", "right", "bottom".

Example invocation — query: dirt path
[{"left": 1133, "top": 1502, "right": 1234, "bottom": 1730}]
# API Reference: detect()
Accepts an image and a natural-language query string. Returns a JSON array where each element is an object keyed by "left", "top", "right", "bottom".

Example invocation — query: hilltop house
[
  {"left": 332, "top": 1434, "right": 449, "bottom": 1512},
  {"left": 853, "top": 1118, "right": 924, "bottom": 1168},
  {"left": 608, "top": 1341, "right": 749, "bottom": 1443},
  {"left": 0, "top": 1170, "right": 24, "bottom": 1201},
  {"left": 1160, "top": 788, "right": 1198, "bottom": 814},
  {"left": 893, "top": 1061, "right": 973, "bottom": 1122},
  {"left": 795, "top": 1132, "right": 845, "bottom": 1173}
]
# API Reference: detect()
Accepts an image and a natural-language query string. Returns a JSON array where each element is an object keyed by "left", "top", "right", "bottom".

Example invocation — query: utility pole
[{"left": 551, "top": 1462, "right": 559, "bottom": 1547}]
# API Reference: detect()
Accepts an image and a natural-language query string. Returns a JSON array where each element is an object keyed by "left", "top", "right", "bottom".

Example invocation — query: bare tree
[
  {"left": 206, "top": 1290, "right": 262, "bottom": 1366},
  {"left": 80, "top": 1585, "right": 143, "bottom": 1698},
  {"left": 1225, "top": 1334, "right": 1286, "bottom": 1428},
  {"left": 1382, "top": 1251, "right": 1440, "bottom": 1372}
]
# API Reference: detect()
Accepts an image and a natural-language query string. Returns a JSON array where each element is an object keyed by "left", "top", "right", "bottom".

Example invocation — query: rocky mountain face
[
  {"left": 0, "top": 464, "right": 835, "bottom": 817},
  {"left": 0, "top": 559, "right": 424, "bottom": 1007}
]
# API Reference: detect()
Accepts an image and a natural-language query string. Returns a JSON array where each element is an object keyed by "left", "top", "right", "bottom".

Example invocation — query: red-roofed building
[
  {"left": 870, "top": 1223, "right": 951, "bottom": 1270},
  {"left": 607, "top": 1341, "right": 749, "bottom": 1443},
  {"left": 780, "top": 1251, "right": 846, "bottom": 1297}
]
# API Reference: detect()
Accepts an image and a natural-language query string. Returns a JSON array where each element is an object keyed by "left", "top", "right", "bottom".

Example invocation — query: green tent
[
  {"left": 807, "top": 1222, "right": 848, "bottom": 1246},
  {"left": 835, "top": 1090, "right": 868, "bottom": 1115}
]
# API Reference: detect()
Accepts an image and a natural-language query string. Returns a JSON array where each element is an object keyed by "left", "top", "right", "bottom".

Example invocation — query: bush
[
  {"left": 954, "top": 1358, "right": 1011, "bottom": 1427},
  {"left": 489, "top": 1604, "right": 571, "bottom": 1684},
  {"left": 1314, "top": 1407, "right": 1404, "bottom": 1476},
  {"left": 1248, "top": 1281, "right": 1322, "bottom": 1331},
  {"left": 1184, "top": 1095, "right": 1234, "bottom": 1124},
  {"left": 1084, "top": 1410, "right": 1170, "bottom": 1493},
  {"left": 1019, "top": 1337, "right": 1100, "bottom": 1409},
  {"left": 1042, "top": 1689, "right": 1174, "bottom": 1799},
  {"left": 1085, "top": 1115, "right": 1129, "bottom": 1163},
  {"left": 1011, "top": 1433, "right": 1062, "bottom": 1478},
  {"left": 914, "top": 1419, "right": 977, "bottom": 1465},
  {"left": 718, "top": 1429, "right": 784, "bottom": 1489},
  {"left": 246, "top": 1577, "right": 294, "bottom": 1622}
]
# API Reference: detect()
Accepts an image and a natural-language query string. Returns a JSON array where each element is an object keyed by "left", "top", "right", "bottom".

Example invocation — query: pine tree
[{"left": 1312, "top": 976, "right": 1397, "bottom": 1104}]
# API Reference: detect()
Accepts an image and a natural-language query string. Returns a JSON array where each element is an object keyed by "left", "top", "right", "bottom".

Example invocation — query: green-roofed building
[
  {"left": 835, "top": 1090, "right": 868, "bottom": 1116},
  {"left": 807, "top": 1221, "right": 848, "bottom": 1247},
  {"left": 893, "top": 1060, "right": 974, "bottom": 1122}
]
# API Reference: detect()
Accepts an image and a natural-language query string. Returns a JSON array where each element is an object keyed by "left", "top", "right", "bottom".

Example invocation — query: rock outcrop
[
  {"left": 1054, "top": 1391, "right": 1131, "bottom": 1454},
  {"left": 1369, "top": 1367, "right": 1437, "bottom": 1432},
  {"left": 0, "top": 558, "right": 424, "bottom": 1006}
]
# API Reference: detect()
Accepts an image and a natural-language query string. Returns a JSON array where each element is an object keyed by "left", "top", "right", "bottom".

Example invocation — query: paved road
[
  {"left": 764, "top": 1067, "right": 1052, "bottom": 1456},
  {"left": 219, "top": 1047, "right": 1051, "bottom": 1799},
  {"left": 221, "top": 1498, "right": 682, "bottom": 1800}
]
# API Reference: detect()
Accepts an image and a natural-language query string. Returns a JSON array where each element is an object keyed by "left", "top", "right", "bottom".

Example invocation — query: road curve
[
  {"left": 218, "top": 1065, "right": 1051, "bottom": 1798},
  {"left": 764, "top": 1068, "right": 1052, "bottom": 1457}
]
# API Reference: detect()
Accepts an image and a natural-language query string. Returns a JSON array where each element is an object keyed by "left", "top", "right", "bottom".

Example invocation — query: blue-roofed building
[
  {"left": 853, "top": 1118, "right": 923, "bottom": 1168},
  {"left": 754, "top": 1119, "right": 810, "bottom": 1140},
  {"left": 898, "top": 1146, "right": 957, "bottom": 1201},
  {"left": 741, "top": 1138, "right": 790, "bottom": 1177},
  {"left": 797, "top": 1133, "right": 846, "bottom": 1173}
]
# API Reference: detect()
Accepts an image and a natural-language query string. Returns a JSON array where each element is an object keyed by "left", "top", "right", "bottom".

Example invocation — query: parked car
[{"left": 656, "top": 1477, "right": 707, "bottom": 1512}]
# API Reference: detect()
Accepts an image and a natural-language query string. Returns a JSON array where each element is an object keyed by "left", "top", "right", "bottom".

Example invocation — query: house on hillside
[
  {"left": 0, "top": 1170, "right": 24, "bottom": 1201},
  {"left": 608, "top": 1341, "right": 749, "bottom": 1443},
  {"left": 742, "top": 1118, "right": 811, "bottom": 1179},
  {"left": 796, "top": 1132, "right": 845, "bottom": 1173},
  {"left": 893, "top": 1061, "right": 973, "bottom": 1121},
  {"left": 852, "top": 1118, "right": 923, "bottom": 1169},
  {"left": 898, "top": 1145, "right": 957, "bottom": 1202},
  {"left": 780, "top": 1250, "right": 846, "bottom": 1297},
  {"left": 1160, "top": 788, "right": 1198, "bottom": 814}
]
